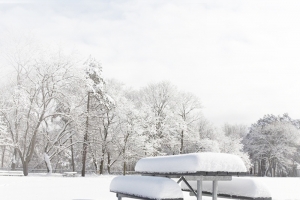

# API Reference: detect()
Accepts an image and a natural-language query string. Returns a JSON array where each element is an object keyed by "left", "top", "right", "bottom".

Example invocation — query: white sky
[{"left": 1, "top": 0, "right": 300, "bottom": 127}]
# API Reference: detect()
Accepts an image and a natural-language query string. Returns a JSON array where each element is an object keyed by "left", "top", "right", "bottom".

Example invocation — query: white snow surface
[
  {"left": 254, "top": 177, "right": 300, "bottom": 200},
  {"left": 181, "top": 177, "right": 271, "bottom": 198},
  {"left": 135, "top": 152, "right": 247, "bottom": 173},
  {"left": 0, "top": 174, "right": 299, "bottom": 200},
  {"left": 110, "top": 175, "right": 183, "bottom": 199}
]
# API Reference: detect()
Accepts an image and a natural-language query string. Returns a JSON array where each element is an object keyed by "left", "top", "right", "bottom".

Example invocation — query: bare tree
[{"left": 0, "top": 51, "right": 81, "bottom": 175}]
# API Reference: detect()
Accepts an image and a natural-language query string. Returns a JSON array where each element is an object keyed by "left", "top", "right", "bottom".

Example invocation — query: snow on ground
[
  {"left": 0, "top": 174, "right": 299, "bottom": 200},
  {"left": 135, "top": 152, "right": 247, "bottom": 173},
  {"left": 254, "top": 177, "right": 300, "bottom": 200},
  {"left": 0, "top": 174, "right": 208, "bottom": 200},
  {"left": 0, "top": 174, "right": 116, "bottom": 200}
]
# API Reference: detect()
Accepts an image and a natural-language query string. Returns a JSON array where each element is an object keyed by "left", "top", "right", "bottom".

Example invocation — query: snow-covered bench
[
  {"left": 181, "top": 177, "right": 272, "bottom": 200},
  {"left": 0, "top": 170, "right": 23, "bottom": 176},
  {"left": 110, "top": 176, "right": 184, "bottom": 200},
  {"left": 63, "top": 172, "right": 77, "bottom": 177}
]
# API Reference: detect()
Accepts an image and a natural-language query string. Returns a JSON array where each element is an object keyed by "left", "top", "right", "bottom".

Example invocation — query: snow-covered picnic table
[
  {"left": 134, "top": 152, "right": 248, "bottom": 200},
  {"left": 111, "top": 152, "right": 270, "bottom": 200},
  {"left": 0, "top": 170, "right": 23, "bottom": 176}
]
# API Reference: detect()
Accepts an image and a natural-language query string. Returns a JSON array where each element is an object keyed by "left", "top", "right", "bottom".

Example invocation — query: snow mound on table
[
  {"left": 181, "top": 177, "right": 271, "bottom": 198},
  {"left": 110, "top": 175, "right": 183, "bottom": 199},
  {"left": 135, "top": 152, "right": 247, "bottom": 173}
]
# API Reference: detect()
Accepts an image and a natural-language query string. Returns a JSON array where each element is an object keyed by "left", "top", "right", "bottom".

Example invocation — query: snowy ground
[
  {"left": 0, "top": 174, "right": 197, "bottom": 200},
  {"left": 0, "top": 174, "right": 299, "bottom": 200}
]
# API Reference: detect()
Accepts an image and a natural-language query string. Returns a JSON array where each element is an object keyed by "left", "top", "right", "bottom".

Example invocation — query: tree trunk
[
  {"left": 1, "top": 146, "right": 6, "bottom": 168},
  {"left": 11, "top": 149, "right": 17, "bottom": 170},
  {"left": 23, "top": 160, "right": 29, "bottom": 176},
  {"left": 107, "top": 152, "right": 111, "bottom": 174},
  {"left": 264, "top": 159, "right": 270, "bottom": 177},
  {"left": 123, "top": 161, "right": 126, "bottom": 176},
  {"left": 272, "top": 159, "right": 276, "bottom": 177},
  {"left": 99, "top": 158, "right": 104, "bottom": 175},
  {"left": 180, "top": 130, "right": 184, "bottom": 154},
  {"left": 253, "top": 160, "right": 256, "bottom": 175},
  {"left": 44, "top": 153, "right": 52, "bottom": 174},
  {"left": 261, "top": 159, "right": 266, "bottom": 177},
  {"left": 99, "top": 147, "right": 105, "bottom": 174},
  {"left": 70, "top": 136, "right": 75, "bottom": 172},
  {"left": 82, "top": 92, "right": 91, "bottom": 177},
  {"left": 91, "top": 151, "right": 97, "bottom": 173},
  {"left": 45, "top": 161, "right": 50, "bottom": 173}
]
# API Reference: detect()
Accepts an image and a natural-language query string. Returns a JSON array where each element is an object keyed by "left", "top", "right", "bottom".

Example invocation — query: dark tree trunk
[
  {"left": 261, "top": 159, "right": 268, "bottom": 176},
  {"left": 261, "top": 159, "right": 267, "bottom": 177},
  {"left": 123, "top": 162, "right": 126, "bottom": 176},
  {"left": 99, "top": 158, "right": 104, "bottom": 175},
  {"left": 180, "top": 130, "right": 184, "bottom": 154},
  {"left": 107, "top": 152, "right": 111, "bottom": 174},
  {"left": 258, "top": 159, "right": 262, "bottom": 176},
  {"left": 99, "top": 145, "right": 106, "bottom": 175},
  {"left": 1, "top": 146, "right": 6, "bottom": 168},
  {"left": 82, "top": 92, "right": 91, "bottom": 177},
  {"left": 91, "top": 151, "right": 97, "bottom": 173},
  {"left": 23, "top": 160, "right": 29, "bottom": 176},
  {"left": 70, "top": 136, "right": 75, "bottom": 172},
  {"left": 11, "top": 149, "right": 17, "bottom": 170}
]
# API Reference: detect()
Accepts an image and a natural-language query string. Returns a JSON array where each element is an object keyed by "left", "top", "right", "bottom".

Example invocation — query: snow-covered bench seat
[
  {"left": 0, "top": 170, "right": 23, "bottom": 176},
  {"left": 181, "top": 177, "right": 272, "bottom": 200},
  {"left": 110, "top": 176, "right": 184, "bottom": 200},
  {"left": 135, "top": 152, "right": 247, "bottom": 176},
  {"left": 62, "top": 172, "right": 77, "bottom": 177}
]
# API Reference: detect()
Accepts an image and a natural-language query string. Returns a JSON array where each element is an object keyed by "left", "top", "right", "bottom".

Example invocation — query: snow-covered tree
[
  {"left": 244, "top": 114, "right": 300, "bottom": 176},
  {"left": 176, "top": 91, "right": 202, "bottom": 154},
  {"left": 137, "top": 82, "right": 180, "bottom": 156},
  {"left": 0, "top": 49, "right": 83, "bottom": 175},
  {"left": 220, "top": 124, "right": 251, "bottom": 170},
  {"left": 81, "top": 58, "right": 115, "bottom": 176}
]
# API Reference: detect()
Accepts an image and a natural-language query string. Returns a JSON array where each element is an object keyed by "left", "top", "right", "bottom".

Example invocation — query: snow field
[
  {"left": 1, "top": 175, "right": 300, "bottom": 200},
  {"left": 254, "top": 177, "right": 300, "bottom": 200},
  {"left": 0, "top": 174, "right": 117, "bottom": 200},
  {"left": 135, "top": 152, "right": 247, "bottom": 173},
  {"left": 0, "top": 174, "right": 209, "bottom": 200}
]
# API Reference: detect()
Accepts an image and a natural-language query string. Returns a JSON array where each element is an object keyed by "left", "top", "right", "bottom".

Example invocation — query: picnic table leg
[
  {"left": 212, "top": 180, "right": 218, "bottom": 200},
  {"left": 117, "top": 194, "right": 122, "bottom": 200},
  {"left": 197, "top": 180, "right": 202, "bottom": 200}
]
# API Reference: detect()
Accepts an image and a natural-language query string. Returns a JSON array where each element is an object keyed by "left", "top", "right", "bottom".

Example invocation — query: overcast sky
[{"left": 1, "top": 0, "right": 300, "bottom": 127}]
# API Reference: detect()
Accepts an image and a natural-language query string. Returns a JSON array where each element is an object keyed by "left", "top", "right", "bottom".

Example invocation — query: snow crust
[
  {"left": 181, "top": 177, "right": 271, "bottom": 198},
  {"left": 135, "top": 152, "right": 247, "bottom": 173},
  {"left": 110, "top": 175, "right": 183, "bottom": 199}
]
